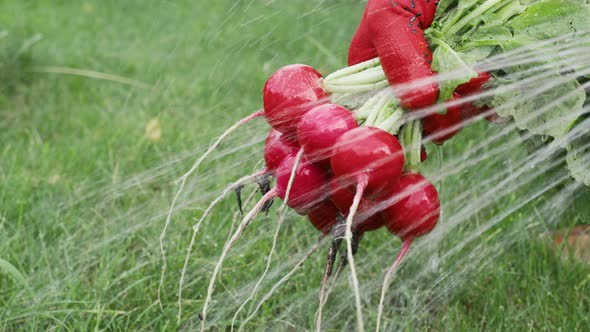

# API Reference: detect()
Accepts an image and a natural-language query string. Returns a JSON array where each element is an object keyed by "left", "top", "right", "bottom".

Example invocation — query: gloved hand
[
  {"left": 348, "top": 0, "right": 491, "bottom": 143},
  {"left": 348, "top": 0, "right": 439, "bottom": 110}
]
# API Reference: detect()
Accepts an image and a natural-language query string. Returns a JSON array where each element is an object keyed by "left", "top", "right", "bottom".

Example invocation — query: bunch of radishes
[
  {"left": 257, "top": 63, "right": 442, "bottom": 269},
  {"left": 190, "top": 58, "right": 496, "bottom": 329},
  {"left": 191, "top": 57, "right": 496, "bottom": 331},
  {"left": 250, "top": 63, "right": 450, "bottom": 331}
]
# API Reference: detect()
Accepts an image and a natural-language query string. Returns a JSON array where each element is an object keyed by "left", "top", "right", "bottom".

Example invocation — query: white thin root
[
  {"left": 199, "top": 188, "right": 277, "bottom": 331},
  {"left": 158, "top": 110, "right": 263, "bottom": 309},
  {"left": 346, "top": 177, "right": 368, "bottom": 332},
  {"left": 315, "top": 238, "right": 341, "bottom": 332},
  {"left": 375, "top": 238, "right": 414, "bottom": 332},
  {"left": 239, "top": 239, "right": 324, "bottom": 330},
  {"left": 230, "top": 151, "right": 303, "bottom": 331},
  {"left": 177, "top": 171, "right": 264, "bottom": 323}
]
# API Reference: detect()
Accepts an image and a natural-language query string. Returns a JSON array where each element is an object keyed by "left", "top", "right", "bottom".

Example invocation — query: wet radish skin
[
  {"left": 297, "top": 104, "right": 358, "bottom": 168},
  {"left": 420, "top": 144, "right": 427, "bottom": 162},
  {"left": 264, "top": 129, "right": 300, "bottom": 174},
  {"left": 263, "top": 64, "right": 328, "bottom": 138},
  {"left": 276, "top": 154, "right": 329, "bottom": 215},
  {"left": 330, "top": 126, "right": 405, "bottom": 197},
  {"left": 307, "top": 200, "right": 340, "bottom": 234},
  {"left": 455, "top": 72, "right": 491, "bottom": 95},
  {"left": 423, "top": 92, "right": 464, "bottom": 145},
  {"left": 456, "top": 72, "right": 500, "bottom": 123},
  {"left": 381, "top": 172, "right": 440, "bottom": 239},
  {"left": 329, "top": 179, "right": 383, "bottom": 232}
]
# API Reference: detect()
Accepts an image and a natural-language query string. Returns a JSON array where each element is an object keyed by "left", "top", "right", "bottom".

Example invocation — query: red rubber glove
[
  {"left": 348, "top": 1, "right": 493, "bottom": 143},
  {"left": 348, "top": 0, "right": 439, "bottom": 110}
]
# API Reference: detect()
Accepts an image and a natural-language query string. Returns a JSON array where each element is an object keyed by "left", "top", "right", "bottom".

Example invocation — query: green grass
[{"left": 1, "top": 0, "right": 589, "bottom": 330}]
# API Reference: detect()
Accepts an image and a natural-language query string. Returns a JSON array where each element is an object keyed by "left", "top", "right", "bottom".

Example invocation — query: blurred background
[{"left": 1, "top": 1, "right": 589, "bottom": 330}]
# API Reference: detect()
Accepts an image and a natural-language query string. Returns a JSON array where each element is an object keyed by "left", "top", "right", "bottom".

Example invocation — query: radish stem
[
  {"left": 326, "top": 66, "right": 386, "bottom": 85},
  {"left": 401, "top": 120, "right": 423, "bottom": 171},
  {"left": 325, "top": 80, "right": 389, "bottom": 94},
  {"left": 377, "top": 109, "right": 405, "bottom": 134},
  {"left": 325, "top": 58, "right": 382, "bottom": 81},
  {"left": 353, "top": 89, "right": 391, "bottom": 120},
  {"left": 442, "top": 0, "right": 507, "bottom": 37},
  {"left": 410, "top": 120, "right": 423, "bottom": 168}
]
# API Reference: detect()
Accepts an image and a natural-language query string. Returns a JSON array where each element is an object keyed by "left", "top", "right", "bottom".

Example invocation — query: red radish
[
  {"left": 381, "top": 172, "right": 440, "bottom": 240},
  {"left": 460, "top": 99, "right": 482, "bottom": 122},
  {"left": 297, "top": 104, "right": 358, "bottom": 168},
  {"left": 263, "top": 64, "right": 329, "bottom": 137},
  {"left": 376, "top": 172, "right": 440, "bottom": 331},
  {"left": 264, "top": 129, "right": 300, "bottom": 174},
  {"left": 461, "top": 103, "right": 492, "bottom": 122},
  {"left": 330, "top": 126, "right": 405, "bottom": 198},
  {"left": 307, "top": 200, "right": 340, "bottom": 234},
  {"left": 456, "top": 71, "right": 495, "bottom": 123},
  {"left": 420, "top": 144, "right": 427, "bottom": 163},
  {"left": 329, "top": 128, "right": 406, "bottom": 332},
  {"left": 329, "top": 179, "right": 383, "bottom": 232},
  {"left": 276, "top": 153, "right": 329, "bottom": 215},
  {"left": 423, "top": 92, "right": 464, "bottom": 145},
  {"left": 329, "top": 127, "right": 404, "bottom": 319},
  {"left": 455, "top": 71, "right": 491, "bottom": 95},
  {"left": 462, "top": 103, "right": 509, "bottom": 124}
]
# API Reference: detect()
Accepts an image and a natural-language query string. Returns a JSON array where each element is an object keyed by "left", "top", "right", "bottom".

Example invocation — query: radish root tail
[
  {"left": 229, "top": 151, "right": 303, "bottom": 331},
  {"left": 200, "top": 188, "right": 277, "bottom": 331},
  {"left": 375, "top": 237, "right": 414, "bottom": 332},
  {"left": 315, "top": 236, "right": 342, "bottom": 332},
  {"left": 176, "top": 171, "right": 263, "bottom": 324},
  {"left": 239, "top": 239, "right": 324, "bottom": 330},
  {"left": 159, "top": 110, "right": 263, "bottom": 309}
]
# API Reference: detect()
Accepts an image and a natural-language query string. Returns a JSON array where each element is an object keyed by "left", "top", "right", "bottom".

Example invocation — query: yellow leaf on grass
[
  {"left": 145, "top": 118, "right": 161, "bottom": 142},
  {"left": 48, "top": 173, "right": 61, "bottom": 185}
]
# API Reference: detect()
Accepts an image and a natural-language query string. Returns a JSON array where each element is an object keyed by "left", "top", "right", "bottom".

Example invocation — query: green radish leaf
[
  {"left": 491, "top": 75, "right": 585, "bottom": 138},
  {"left": 507, "top": 0, "right": 590, "bottom": 79},
  {"left": 480, "top": 1, "right": 527, "bottom": 26},
  {"left": 510, "top": 0, "right": 590, "bottom": 41},
  {"left": 566, "top": 118, "right": 590, "bottom": 186},
  {"left": 435, "top": 0, "right": 459, "bottom": 18},
  {"left": 567, "top": 143, "right": 590, "bottom": 186},
  {"left": 457, "top": 24, "right": 513, "bottom": 58},
  {"left": 464, "top": 24, "right": 513, "bottom": 46},
  {"left": 431, "top": 38, "right": 478, "bottom": 101}
]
